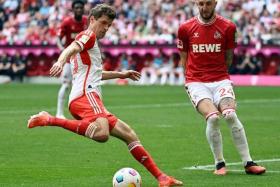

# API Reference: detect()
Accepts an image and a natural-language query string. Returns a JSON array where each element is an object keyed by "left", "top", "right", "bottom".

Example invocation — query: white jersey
[{"left": 68, "top": 30, "right": 103, "bottom": 105}]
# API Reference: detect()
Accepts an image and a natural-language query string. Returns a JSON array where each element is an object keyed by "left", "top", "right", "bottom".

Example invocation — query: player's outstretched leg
[
  {"left": 28, "top": 111, "right": 51, "bottom": 128},
  {"left": 128, "top": 141, "right": 183, "bottom": 187},
  {"left": 27, "top": 111, "right": 91, "bottom": 134},
  {"left": 157, "top": 174, "right": 183, "bottom": 187},
  {"left": 110, "top": 120, "right": 183, "bottom": 186}
]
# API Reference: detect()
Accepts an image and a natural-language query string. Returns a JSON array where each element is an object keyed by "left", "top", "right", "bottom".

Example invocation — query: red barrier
[
  {"left": 0, "top": 45, "right": 279, "bottom": 57},
  {"left": 230, "top": 75, "right": 280, "bottom": 86}
]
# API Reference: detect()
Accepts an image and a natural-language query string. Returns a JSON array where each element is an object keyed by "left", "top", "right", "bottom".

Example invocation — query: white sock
[
  {"left": 56, "top": 83, "right": 69, "bottom": 117},
  {"left": 223, "top": 109, "right": 252, "bottom": 165},
  {"left": 206, "top": 112, "right": 225, "bottom": 165}
]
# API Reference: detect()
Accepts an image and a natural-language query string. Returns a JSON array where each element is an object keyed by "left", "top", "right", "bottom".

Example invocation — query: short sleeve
[
  {"left": 75, "top": 31, "right": 96, "bottom": 51},
  {"left": 225, "top": 23, "right": 237, "bottom": 49},
  {"left": 177, "top": 24, "right": 189, "bottom": 51},
  {"left": 57, "top": 19, "right": 68, "bottom": 38}
]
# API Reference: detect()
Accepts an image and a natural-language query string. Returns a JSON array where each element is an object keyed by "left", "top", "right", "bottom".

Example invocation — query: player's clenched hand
[
  {"left": 123, "top": 70, "right": 141, "bottom": 81},
  {"left": 50, "top": 62, "right": 63, "bottom": 77}
]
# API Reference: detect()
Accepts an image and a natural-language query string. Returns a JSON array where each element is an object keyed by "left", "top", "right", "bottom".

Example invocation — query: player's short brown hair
[{"left": 89, "top": 4, "right": 116, "bottom": 20}]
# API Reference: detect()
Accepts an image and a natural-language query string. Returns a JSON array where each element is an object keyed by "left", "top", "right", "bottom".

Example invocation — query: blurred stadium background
[
  {"left": 0, "top": 0, "right": 279, "bottom": 84},
  {"left": 0, "top": 0, "right": 280, "bottom": 187}
]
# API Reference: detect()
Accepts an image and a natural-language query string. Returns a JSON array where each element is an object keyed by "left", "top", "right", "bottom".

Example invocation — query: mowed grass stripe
[
  {"left": 0, "top": 84, "right": 279, "bottom": 187},
  {"left": 1, "top": 98, "right": 280, "bottom": 114}
]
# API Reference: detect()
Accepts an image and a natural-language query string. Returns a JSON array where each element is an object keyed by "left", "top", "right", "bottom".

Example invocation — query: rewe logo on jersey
[{"left": 192, "top": 44, "right": 221, "bottom": 53}]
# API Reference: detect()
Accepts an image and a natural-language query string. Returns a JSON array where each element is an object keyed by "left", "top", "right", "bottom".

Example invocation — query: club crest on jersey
[{"left": 214, "top": 31, "right": 222, "bottom": 39}]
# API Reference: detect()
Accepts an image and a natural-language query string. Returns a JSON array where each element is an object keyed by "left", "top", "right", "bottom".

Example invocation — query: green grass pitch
[{"left": 0, "top": 84, "right": 279, "bottom": 186}]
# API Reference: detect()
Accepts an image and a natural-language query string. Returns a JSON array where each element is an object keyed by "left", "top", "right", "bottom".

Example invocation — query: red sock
[
  {"left": 128, "top": 141, "right": 162, "bottom": 178},
  {"left": 49, "top": 117, "right": 90, "bottom": 135}
]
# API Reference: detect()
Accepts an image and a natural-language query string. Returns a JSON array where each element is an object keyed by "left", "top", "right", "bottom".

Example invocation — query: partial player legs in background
[
  {"left": 169, "top": 67, "right": 184, "bottom": 85},
  {"left": 139, "top": 67, "right": 158, "bottom": 85},
  {"left": 57, "top": 83, "right": 70, "bottom": 118},
  {"left": 206, "top": 112, "right": 226, "bottom": 175},
  {"left": 56, "top": 63, "right": 72, "bottom": 118}
]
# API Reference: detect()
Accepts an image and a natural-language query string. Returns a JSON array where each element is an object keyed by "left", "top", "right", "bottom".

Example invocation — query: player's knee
[
  {"left": 85, "top": 122, "right": 109, "bottom": 143},
  {"left": 222, "top": 109, "right": 237, "bottom": 122},
  {"left": 206, "top": 112, "right": 220, "bottom": 124},
  {"left": 93, "top": 133, "right": 109, "bottom": 143}
]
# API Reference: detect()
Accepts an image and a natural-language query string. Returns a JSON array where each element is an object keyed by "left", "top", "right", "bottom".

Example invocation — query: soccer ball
[{"left": 112, "top": 167, "right": 142, "bottom": 187}]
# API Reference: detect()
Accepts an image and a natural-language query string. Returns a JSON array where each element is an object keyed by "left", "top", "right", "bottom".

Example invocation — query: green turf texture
[{"left": 0, "top": 84, "right": 279, "bottom": 187}]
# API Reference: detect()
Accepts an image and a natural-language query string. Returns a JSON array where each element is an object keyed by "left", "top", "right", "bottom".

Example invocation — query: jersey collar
[{"left": 196, "top": 14, "right": 217, "bottom": 26}]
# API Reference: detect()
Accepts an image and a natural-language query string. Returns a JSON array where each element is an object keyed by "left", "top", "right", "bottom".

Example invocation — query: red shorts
[{"left": 69, "top": 92, "right": 118, "bottom": 131}]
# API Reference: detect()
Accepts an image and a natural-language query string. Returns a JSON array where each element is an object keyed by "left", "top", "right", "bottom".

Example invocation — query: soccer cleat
[
  {"left": 214, "top": 162, "right": 227, "bottom": 176},
  {"left": 245, "top": 161, "right": 266, "bottom": 175},
  {"left": 27, "top": 111, "right": 51, "bottom": 128},
  {"left": 157, "top": 174, "right": 183, "bottom": 187}
]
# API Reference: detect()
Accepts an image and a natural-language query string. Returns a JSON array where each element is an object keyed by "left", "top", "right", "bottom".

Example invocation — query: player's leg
[
  {"left": 56, "top": 63, "right": 72, "bottom": 118},
  {"left": 186, "top": 83, "right": 226, "bottom": 175},
  {"left": 216, "top": 80, "right": 265, "bottom": 174},
  {"left": 169, "top": 70, "right": 176, "bottom": 85},
  {"left": 159, "top": 67, "right": 169, "bottom": 85},
  {"left": 139, "top": 68, "right": 149, "bottom": 85},
  {"left": 27, "top": 110, "right": 111, "bottom": 143},
  {"left": 29, "top": 92, "right": 111, "bottom": 141},
  {"left": 198, "top": 99, "right": 226, "bottom": 175},
  {"left": 149, "top": 68, "right": 158, "bottom": 85},
  {"left": 110, "top": 120, "right": 183, "bottom": 186},
  {"left": 176, "top": 67, "right": 184, "bottom": 85}
]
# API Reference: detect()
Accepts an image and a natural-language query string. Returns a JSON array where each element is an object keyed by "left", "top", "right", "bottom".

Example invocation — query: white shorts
[
  {"left": 61, "top": 63, "right": 72, "bottom": 83},
  {"left": 185, "top": 79, "right": 235, "bottom": 107}
]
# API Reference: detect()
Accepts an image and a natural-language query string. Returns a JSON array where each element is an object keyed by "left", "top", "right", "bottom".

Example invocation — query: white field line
[
  {"left": 183, "top": 158, "right": 280, "bottom": 173},
  {"left": 1, "top": 98, "right": 280, "bottom": 114}
]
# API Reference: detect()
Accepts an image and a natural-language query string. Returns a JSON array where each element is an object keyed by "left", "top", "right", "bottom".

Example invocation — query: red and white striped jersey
[{"left": 68, "top": 29, "right": 103, "bottom": 105}]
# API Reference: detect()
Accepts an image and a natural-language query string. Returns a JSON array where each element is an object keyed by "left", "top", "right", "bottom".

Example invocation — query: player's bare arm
[
  {"left": 102, "top": 70, "right": 141, "bottom": 81},
  {"left": 50, "top": 41, "right": 82, "bottom": 77},
  {"left": 179, "top": 51, "right": 187, "bottom": 73},
  {"left": 225, "top": 49, "right": 233, "bottom": 68}
]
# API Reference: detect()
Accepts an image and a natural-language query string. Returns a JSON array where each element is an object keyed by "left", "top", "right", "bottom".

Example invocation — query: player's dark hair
[
  {"left": 72, "top": 0, "right": 85, "bottom": 9},
  {"left": 88, "top": 4, "right": 116, "bottom": 20}
]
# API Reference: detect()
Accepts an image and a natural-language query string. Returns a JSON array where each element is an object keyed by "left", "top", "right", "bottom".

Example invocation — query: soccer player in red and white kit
[
  {"left": 56, "top": 0, "right": 88, "bottom": 118},
  {"left": 27, "top": 4, "right": 183, "bottom": 187},
  {"left": 177, "top": 0, "right": 265, "bottom": 175}
]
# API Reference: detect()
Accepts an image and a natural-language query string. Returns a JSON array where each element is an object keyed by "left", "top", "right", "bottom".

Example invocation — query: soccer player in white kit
[
  {"left": 27, "top": 4, "right": 183, "bottom": 187},
  {"left": 177, "top": 0, "right": 265, "bottom": 175}
]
